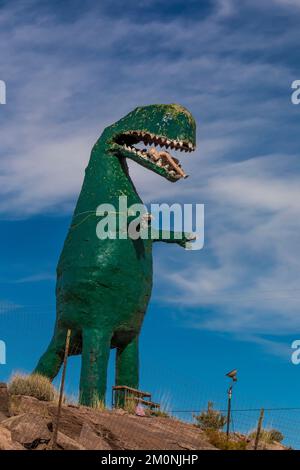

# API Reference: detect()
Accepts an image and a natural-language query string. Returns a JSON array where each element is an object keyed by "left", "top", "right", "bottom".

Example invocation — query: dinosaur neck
[{"left": 73, "top": 144, "right": 142, "bottom": 217}]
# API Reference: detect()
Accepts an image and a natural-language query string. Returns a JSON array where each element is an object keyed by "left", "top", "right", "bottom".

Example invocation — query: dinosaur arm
[{"left": 147, "top": 227, "right": 196, "bottom": 247}]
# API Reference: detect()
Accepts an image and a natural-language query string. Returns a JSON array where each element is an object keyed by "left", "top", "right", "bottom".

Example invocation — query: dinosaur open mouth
[{"left": 114, "top": 131, "right": 195, "bottom": 180}]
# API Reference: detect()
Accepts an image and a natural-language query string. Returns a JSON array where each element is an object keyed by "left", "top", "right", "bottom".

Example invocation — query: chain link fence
[{"left": 0, "top": 304, "right": 299, "bottom": 449}]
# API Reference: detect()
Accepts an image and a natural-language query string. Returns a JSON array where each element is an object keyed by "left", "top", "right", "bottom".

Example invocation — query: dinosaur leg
[
  {"left": 115, "top": 337, "right": 139, "bottom": 407},
  {"left": 116, "top": 336, "right": 139, "bottom": 388},
  {"left": 34, "top": 327, "right": 68, "bottom": 380},
  {"left": 79, "top": 327, "right": 111, "bottom": 407}
]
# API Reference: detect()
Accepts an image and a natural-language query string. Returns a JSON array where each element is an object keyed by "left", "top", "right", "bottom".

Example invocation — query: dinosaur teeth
[
  {"left": 119, "top": 132, "right": 195, "bottom": 155},
  {"left": 118, "top": 131, "right": 195, "bottom": 180}
]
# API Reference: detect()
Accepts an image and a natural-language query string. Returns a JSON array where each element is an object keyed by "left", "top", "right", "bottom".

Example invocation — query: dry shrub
[
  {"left": 206, "top": 430, "right": 247, "bottom": 450},
  {"left": 90, "top": 395, "right": 106, "bottom": 411},
  {"left": 194, "top": 402, "right": 227, "bottom": 431},
  {"left": 78, "top": 391, "right": 106, "bottom": 411},
  {"left": 151, "top": 409, "right": 169, "bottom": 418},
  {"left": 123, "top": 398, "right": 137, "bottom": 414},
  {"left": 249, "top": 428, "right": 284, "bottom": 444},
  {"left": 8, "top": 372, "right": 56, "bottom": 402}
]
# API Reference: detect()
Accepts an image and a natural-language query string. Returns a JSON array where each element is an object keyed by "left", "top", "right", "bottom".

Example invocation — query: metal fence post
[
  {"left": 254, "top": 408, "right": 264, "bottom": 450},
  {"left": 226, "top": 385, "right": 232, "bottom": 437},
  {"left": 52, "top": 329, "right": 71, "bottom": 449}
]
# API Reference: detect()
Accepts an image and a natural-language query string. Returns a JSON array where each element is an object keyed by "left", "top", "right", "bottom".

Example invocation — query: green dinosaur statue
[{"left": 34, "top": 104, "right": 196, "bottom": 406}]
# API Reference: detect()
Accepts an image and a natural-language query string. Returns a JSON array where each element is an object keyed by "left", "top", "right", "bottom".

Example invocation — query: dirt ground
[
  {"left": 0, "top": 388, "right": 288, "bottom": 451},
  {"left": 0, "top": 393, "right": 217, "bottom": 450}
]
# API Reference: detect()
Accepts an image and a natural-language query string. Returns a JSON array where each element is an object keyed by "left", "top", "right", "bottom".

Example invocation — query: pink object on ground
[{"left": 135, "top": 404, "right": 146, "bottom": 417}]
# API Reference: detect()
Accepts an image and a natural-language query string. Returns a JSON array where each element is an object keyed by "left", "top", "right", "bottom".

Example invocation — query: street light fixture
[{"left": 225, "top": 369, "right": 238, "bottom": 437}]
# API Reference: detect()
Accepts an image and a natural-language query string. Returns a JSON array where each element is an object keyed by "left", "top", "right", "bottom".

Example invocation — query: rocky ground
[{"left": 0, "top": 383, "right": 288, "bottom": 451}]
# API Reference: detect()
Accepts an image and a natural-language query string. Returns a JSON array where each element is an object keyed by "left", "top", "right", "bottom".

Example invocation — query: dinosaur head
[{"left": 107, "top": 104, "right": 196, "bottom": 182}]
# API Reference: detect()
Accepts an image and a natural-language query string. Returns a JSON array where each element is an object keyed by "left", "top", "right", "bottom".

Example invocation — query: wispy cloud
[
  {"left": 272, "top": 0, "right": 300, "bottom": 8},
  {"left": 0, "top": 301, "right": 22, "bottom": 313},
  {"left": 0, "top": 0, "right": 296, "bottom": 215},
  {"left": 12, "top": 273, "right": 55, "bottom": 284},
  {"left": 1, "top": 0, "right": 300, "bottom": 354}
]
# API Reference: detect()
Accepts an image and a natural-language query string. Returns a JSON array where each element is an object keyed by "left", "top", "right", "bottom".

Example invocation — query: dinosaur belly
[{"left": 56, "top": 237, "right": 153, "bottom": 333}]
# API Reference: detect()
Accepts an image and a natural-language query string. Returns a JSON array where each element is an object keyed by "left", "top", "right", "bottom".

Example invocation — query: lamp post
[{"left": 225, "top": 369, "right": 237, "bottom": 438}]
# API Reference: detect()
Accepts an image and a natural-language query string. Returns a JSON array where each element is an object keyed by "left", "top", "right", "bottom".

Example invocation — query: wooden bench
[
  {"left": 112, "top": 385, "right": 160, "bottom": 410},
  {"left": 125, "top": 396, "right": 160, "bottom": 410}
]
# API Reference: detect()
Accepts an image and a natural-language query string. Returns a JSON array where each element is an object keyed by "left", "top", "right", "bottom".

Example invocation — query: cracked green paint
[{"left": 34, "top": 104, "right": 196, "bottom": 406}]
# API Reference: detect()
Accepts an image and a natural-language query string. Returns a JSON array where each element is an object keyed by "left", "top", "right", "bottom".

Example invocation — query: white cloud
[
  {"left": 12, "top": 273, "right": 55, "bottom": 283},
  {"left": 272, "top": 0, "right": 300, "bottom": 7},
  {"left": 0, "top": 1, "right": 295, "bottom": 216},
  {"left": 215, "top": 0, "right": 236, "bottom": 17},
  {"left": 0, "top": 1, "right": 300, "bottom": 355},
  {"left": 157, "top": 152, "right": 300, "bottom": 339}
]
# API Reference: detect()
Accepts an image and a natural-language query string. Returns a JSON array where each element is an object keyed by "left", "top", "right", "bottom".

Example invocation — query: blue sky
[{"left": 1, "top": 0, "right": 300, "bottom": 444}]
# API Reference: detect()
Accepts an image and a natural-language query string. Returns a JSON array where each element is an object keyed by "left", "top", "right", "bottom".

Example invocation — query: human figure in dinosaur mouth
[{"left": 34, "top": 104, "right": 197, "bottom": 406}]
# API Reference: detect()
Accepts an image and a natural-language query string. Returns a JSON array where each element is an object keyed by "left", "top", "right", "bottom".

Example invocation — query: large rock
[
  {"left": 2, "top": 412, "right": 51, "bottom": 449},
  {"left": 55, "top": 431, "right": 86, "bottom": 450},
  {"left": 9, "top": 395, "right": 51, "bottom": 417},
  {"left": 0, "top": 424, "right": 24, "bottom": 450},
  {"left": 78, "top": 423, "right": 112, "bottom": 450}
]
